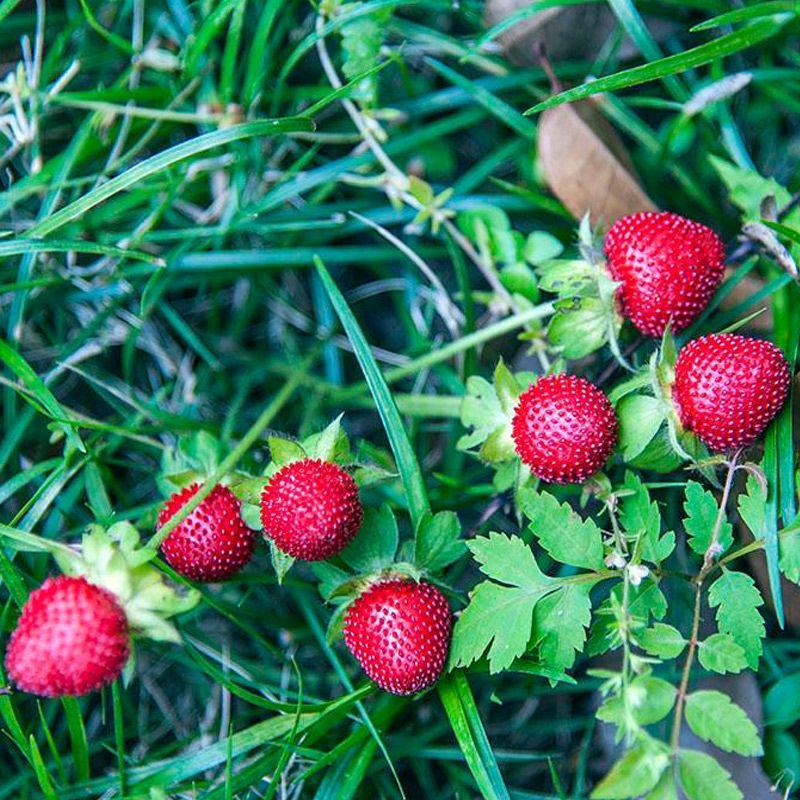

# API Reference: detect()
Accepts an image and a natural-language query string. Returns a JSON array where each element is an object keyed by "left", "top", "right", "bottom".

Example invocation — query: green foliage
[
  {"left": 684, "top": 691, "right": 762, "bottom": 756},
  {"left": 708, "top": 570, "right": 766, "bottom": 670}
]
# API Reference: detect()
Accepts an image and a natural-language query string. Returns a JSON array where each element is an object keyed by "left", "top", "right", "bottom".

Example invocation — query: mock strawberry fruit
[
  {"left": 604, "top": 211, "right": 725, "bottom": 337},
  {"left": 344, "top": 579, "right": 452, "bottom": 695},
  {"left": 5, "top": 576, "right": 129, "bottom": 697},
  {"left": 511, "top": 374, "right": 618, "bottom": 484},
  {"left": 261, "top": 458, "right": 362, "bottom": 561},
  {"left": 671, "top": 333, "right": 791, "bottom": 452},
  {"left": 159, "top": 483, "right": 254, "bottom": 582}
]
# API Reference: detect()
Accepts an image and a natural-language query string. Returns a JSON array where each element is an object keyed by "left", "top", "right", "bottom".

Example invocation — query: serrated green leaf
[
  {"left": 340, "top": 504, "right": 398, "bottom": 573},
  {"left": 450, "top": 533, "right": 556, "bottom": 673},
  {"left": 532, "top": 583, "right": 592, "bottom": 675},
  {"left": 591, "top": 740, "right": 670, "bottom": 799},
  {"left": 697, "top": 633, "right": 748, "bottom": 675},
  {"left": 678, "top": 750, "right": 743, "bottom": 800},
  {"left": 708, "top": 570, "right": 765, "bottom": 670},
  {"left": 637, "top": 623, "right": 686, "bottom": 660},
  {"left": 684, "top": 690, "right": 762, "bottom": 756},
  {"left": 617, "top": 396, "right": 667, "bottom": 462},
  {"left": 737, "top": 473, "right": 767, "bottom": 539},
  {"left": 414, "top": 510, "right": 465, "bottom": 573},
  {"left": 683, "top": 480, "right": 732, "bottom": 556},
  {"left": 710, "top": 156, "right": 794, "bottom": 220},
  {"left": 619, "top": 471, "right": 673, "bottom": 564},
  {"left": 519, "top": 489, "right": 604, "bottom": 571}
]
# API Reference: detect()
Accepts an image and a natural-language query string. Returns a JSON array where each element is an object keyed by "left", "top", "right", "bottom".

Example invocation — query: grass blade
[
  {"left": 526, "top": 17, "right": 787, "bottom": 113},
  {"left": 27, "top": 118, "right": 314, "bottom": 238},
  {"left": 314, "top": 255, "right": 430, "bottom": 525}
]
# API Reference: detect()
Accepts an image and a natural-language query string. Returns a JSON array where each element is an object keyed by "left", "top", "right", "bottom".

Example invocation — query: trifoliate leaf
[
  {"left": 708, "top": 569, "right": 765, "bottom": 670},
  {"left": 683, "top": 480, "right": 732, "bottom": 556},
  {"left": 414, "top": 510, "right": 465, "bottom": 573},
  {"left": 677, "top": 750, "right": 743, "bottom": 800},
  {"left": 591, "top": 739, "right": 670, "bottom": 799},
  {"left": 619, "top": 471, "right": 674, "bottom": 564},
  {"left": 617, "top": 396, "right": 667, "bottom": 462},
  {"left": 697, "top": 633, "right": 747, "bottom": 675},
  {"left": 684, "top": 690, "right": 762, "bottom": 756},
  {"left": 449, "top": 533, "right": 556, "bottom": 673},
  {"left": 340, "top": 504, "right": 398, "bottom": 573},
  {"left": 532, "top": 582, "right": 592, "bottom": 676},
  {"left": 519, "top": 488, "right": 604, "bottom": 571},
  {"left": 637, "top": 623, "right": 686, "bottom": 660}
]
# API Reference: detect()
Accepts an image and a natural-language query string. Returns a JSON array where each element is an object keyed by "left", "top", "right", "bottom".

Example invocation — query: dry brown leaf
[
  {"left": 538, "top": 100, "right": 657, "bottom": 226},
  {"left": 484, "top": 0, "right": 617, "bottom": 65}
]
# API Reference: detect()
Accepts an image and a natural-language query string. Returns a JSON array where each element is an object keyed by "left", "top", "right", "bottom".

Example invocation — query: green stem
[{"left": 670, "top": 452, "right": 739, "bottom": 757}]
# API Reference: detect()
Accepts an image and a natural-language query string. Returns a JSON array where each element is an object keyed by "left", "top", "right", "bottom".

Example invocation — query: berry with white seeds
[
  {"left": 671, "top": 333, "right": 791, "bottom": 452},
  {"left": 511, "top": 374, "right": 618, "bottom": 484},
  {"left": 344, "top": 579, "right": 452, "bottom": 695},
  {"left": 159, "top": 483, "right": 255, "bottom": 582},
  {"left": 604, "top": 211, "right": 725, "bottom": 337},
  {"left": 5, "top": 576, "right": 129, "bottom": 697},
  {"left": 261, "top": 458, "right": 362, "bottom": 561}
]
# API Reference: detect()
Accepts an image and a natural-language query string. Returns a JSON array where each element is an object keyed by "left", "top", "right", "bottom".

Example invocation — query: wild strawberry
[
  {"left": 672, "top": 333, "right": 791, "bottom": 452},
  {"left": 604, "top": 211, "right": 725, "bottom": 337},
  {"left": 5, "top": 576, "right": 129, "bottom": 697},
  {"left": 511, "top": 374, "right": 618, "bottom": 484},
  {"left": 261, "top": 458, "right": 362, "bottom": 561},
  {"left": 159, "top": 483, "right": 254, "bottom": 582},
  {"left": 344, "top": 579, "right": 452, "bottom": 695}
]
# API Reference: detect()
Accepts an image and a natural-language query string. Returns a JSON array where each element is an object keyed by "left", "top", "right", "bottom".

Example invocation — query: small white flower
[{"left": 627, "top": 564, "right": 650, "bottom": 587}]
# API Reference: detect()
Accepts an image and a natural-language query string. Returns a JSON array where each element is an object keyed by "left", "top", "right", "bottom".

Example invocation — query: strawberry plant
[{"left": 0, "top": 1, "right": 799, "bottom": 799}]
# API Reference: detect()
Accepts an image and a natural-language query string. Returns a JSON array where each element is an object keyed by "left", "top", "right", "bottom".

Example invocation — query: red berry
[
  {"left": 604, "top": 211, "right": 725, "bottom": 337},
  {"left": 344, "top": 579, "right": 452, "bottom": 695},
  {"left": 511, "top": 374, "right": 618, "bottom": 484},
  {"left": 5, "top": 576, "right": 129, "bottom": 697},
  {"left": 672, "top": 333, "right": 791, "bottom": 452},
  {"left": 261, "top": 459, "right": 362, "bottom": 561},
  {"left": 159, "top": 483, "right": 254, "bottom": 582}
]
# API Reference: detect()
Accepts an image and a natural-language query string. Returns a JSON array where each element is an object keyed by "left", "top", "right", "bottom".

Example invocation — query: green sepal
[
  {"left": 160, "top": 431, "right": 224, "bottom": 491},
  {"left": 269, "top": 542, "right": 295, "bottom": 584},
  {"left": 54, "top": 522, "right": 199, "bottom": 644}
]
